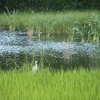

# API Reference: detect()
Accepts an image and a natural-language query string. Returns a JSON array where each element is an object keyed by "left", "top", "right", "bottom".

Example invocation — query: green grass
[
  {"left": 0, "top": 67, "right": 99, "bottom": 100},
  {"left": 0, "top": 10, "right": 100, "bottom": 42},
  {"left": 0, "top": 10, "right": 99, "bottom": 30}
]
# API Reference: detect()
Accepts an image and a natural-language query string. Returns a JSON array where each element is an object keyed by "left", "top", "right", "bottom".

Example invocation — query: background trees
[{"left": 0, "top": 0, "right": 100, "bottom": 12}]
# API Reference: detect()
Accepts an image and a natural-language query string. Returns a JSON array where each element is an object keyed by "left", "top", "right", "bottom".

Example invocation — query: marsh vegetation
[
  {"left": 0, "top": 10, "right": 100, "bottom": 42},
  {"left": 0, "top": 10, "right": 100, "bottom": 100}
]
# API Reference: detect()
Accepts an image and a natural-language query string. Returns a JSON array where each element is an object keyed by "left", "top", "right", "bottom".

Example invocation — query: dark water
[{"left": 0, "top": 31, "right": 100, "bottom": 70}]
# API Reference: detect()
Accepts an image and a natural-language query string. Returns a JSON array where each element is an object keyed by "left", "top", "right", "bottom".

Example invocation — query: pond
[{"left": 0, "top": 30, "right": 100, "bottom": 70}]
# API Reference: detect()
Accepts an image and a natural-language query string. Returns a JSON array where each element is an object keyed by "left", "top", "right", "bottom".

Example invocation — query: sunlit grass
[{"left": 0, "top": 67, "right": 99, "bottom": 100}]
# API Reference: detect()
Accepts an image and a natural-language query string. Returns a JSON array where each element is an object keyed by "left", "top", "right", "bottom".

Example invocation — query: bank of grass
[
  {"left": 0, "top": 67, "right": 100, "bottom": 100},
  {"left": 0, "top": 10, "right": 100, "bottom": 42},
  {"left": 0, "top": 10, "right": 99, "bottom": 30}
]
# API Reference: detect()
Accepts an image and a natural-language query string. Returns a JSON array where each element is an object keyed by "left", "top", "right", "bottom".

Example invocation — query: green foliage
[{"left": 0, "top": 68, "right": 100, "bottom": 100}]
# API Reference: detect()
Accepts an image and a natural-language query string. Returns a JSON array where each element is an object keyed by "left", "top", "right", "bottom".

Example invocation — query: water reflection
[
  {"left": 64, "top": 42, "right": 71, "bottom": 64},
  {"left": 0, "top": 31, "right": 100, "bottom": 70}
]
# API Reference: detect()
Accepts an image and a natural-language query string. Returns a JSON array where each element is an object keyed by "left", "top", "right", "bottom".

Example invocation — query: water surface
[{"left": 0, "top": 31, "right": 100, "bottom": 70}]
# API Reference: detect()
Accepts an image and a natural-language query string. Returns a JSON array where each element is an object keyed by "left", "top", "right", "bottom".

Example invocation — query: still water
[{"left": 0, "top": 31, "right": 100, "bottom": 70}]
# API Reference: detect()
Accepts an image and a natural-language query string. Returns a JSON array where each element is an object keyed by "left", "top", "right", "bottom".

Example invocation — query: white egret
[{"left": 32, "top": 61, "right": 38, "bottom": 73}]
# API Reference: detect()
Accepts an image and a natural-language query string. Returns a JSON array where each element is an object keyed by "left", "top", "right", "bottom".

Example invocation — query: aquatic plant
[
  {"left": 73, "top": 14, "right": 100, "bottom": 43},
  {"left": 3, "top": 8, "right": 18, "bottom": 31}
]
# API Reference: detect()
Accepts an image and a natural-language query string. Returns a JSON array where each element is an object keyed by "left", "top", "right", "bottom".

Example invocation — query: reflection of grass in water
[
  {"left": 0, "top": 67, "right": 99, "bottom": 100},
  {"left": 0, "top": 10, "right": 99, "bottom": 42}
]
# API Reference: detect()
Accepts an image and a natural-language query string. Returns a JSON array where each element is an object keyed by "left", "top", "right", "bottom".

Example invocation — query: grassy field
[
  {"left": 0, "top": 67, "right": 99, "bottom": 100},
  {"left": 0, "top": 10, "right": 100, "bottom": 42}
]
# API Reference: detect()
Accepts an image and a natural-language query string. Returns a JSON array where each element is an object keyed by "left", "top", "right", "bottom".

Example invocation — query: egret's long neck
[{"left": 35, "top": 63, "right": 37, "bottom": 67}]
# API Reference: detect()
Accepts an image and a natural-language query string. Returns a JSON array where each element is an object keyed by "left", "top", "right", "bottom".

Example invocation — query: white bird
[{"left": 32, "top": 61, "right": 38, "bottom": 73}]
